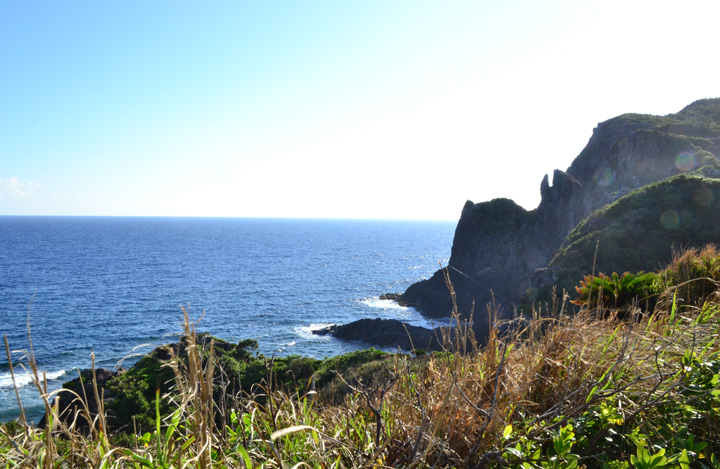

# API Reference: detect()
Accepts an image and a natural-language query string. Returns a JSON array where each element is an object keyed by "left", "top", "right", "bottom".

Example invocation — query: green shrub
[
  {"left": 571, "top": 271, "right": 660, "bottom": 313},
  {"left": 106, "top": 350, "right": 176, "bottom": 432}
]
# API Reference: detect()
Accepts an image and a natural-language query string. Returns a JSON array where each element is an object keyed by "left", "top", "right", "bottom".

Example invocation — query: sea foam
[
  {"left": 294, "top": 324, "right": 334, "bottom": 340},
  {"left": 0, "top": 369, "right": 68, "bottom": 389}
]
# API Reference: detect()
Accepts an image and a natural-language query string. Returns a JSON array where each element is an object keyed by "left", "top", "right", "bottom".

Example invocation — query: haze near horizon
[{"left": 2, "top": 1, "right": 719, "bottom": 220}]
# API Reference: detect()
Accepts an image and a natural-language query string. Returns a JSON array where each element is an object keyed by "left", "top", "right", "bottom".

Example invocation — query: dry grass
[{"left": 657, "top": 244, "right": 720, "bottom": 309}]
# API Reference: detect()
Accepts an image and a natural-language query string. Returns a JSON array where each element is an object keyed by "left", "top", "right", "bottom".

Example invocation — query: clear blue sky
[{"left": 2, "top": 1, "right": 718, "bottom": 219}]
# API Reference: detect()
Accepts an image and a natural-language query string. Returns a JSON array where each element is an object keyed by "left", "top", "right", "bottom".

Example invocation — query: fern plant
[{"left": 572, "top": 271, "right": 660, "bottom": 312}]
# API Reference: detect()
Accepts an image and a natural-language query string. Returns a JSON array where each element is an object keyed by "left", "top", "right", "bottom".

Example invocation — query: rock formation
[
  {"left": 313, "top": 318, "right": 443, "bottom": 351},
  {"left": 397, "top": 98, "right": 720, "bottom": 336},
  {"left": 37, "top": 368, "right": 120, "bottom": 432}
]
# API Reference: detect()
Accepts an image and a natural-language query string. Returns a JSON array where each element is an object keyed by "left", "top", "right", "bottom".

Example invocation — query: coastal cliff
[{"left": 398, "top": 99, "right": 720, "bottom": 328}]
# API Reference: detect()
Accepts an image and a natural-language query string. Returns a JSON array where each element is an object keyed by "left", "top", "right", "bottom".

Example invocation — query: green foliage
[
  {"left": 319, "top": 358, "right": 392, "bottom": 404},
  {"left": 103, "top": 338, "right": 386, "bottom": 433},
  {"left": 571, "top": 271, "right": 660, "bottom": 312},
  {"left": 229, "top": 339, "right": 258, "bottom": 360},
  {"left": 124, "top": 391, "right": 190, "bottom": 468},
  {"left": 630, "top": 442, "right": 668, "bottom": 469},
  {"left": 674, "top": 98, "right": 720, "bottom": 128},
  {"left": 106, "top": 352, "right": 175, "bottom": 432},
  {"left": 501, "top": 423, "right": 580, "bottom": 469},
  {"left": 679, "top": 350, "right": 720, "bottom": 402},
  {"left": 314, "top": 348, "right": 387, "bottom": 388}
]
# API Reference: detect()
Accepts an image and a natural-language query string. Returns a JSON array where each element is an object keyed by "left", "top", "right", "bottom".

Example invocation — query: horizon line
[{"left": 0, "top": 214, "right": 459, "bottom": 222}]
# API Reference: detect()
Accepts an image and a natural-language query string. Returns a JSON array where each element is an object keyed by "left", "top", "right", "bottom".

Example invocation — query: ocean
[{"left": 0, "top": 216, "right": 455, "bottom": 423}]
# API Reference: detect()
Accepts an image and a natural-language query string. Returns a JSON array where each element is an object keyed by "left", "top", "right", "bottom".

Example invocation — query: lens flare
[
  {"left": 675, "top": 151, "right": 696, "bottom": 172},
  {"left": 660, "top": 210, "right": 680, "bottom": 229},
  {"left": 595, "top": 168, "right": 614, "bottom": 187},
  {"left": 694, "top": 187, "right": 714, "bottom": 206}
]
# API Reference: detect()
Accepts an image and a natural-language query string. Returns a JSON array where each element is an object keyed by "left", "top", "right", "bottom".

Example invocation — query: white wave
[
  {"left": 294, "top": 324, "right": 334, "bottom": 340},
  {"left": 361, "top": 296, "right": 457, "bottom": 329},
  {"left": 0, "top": 369, "right": 68, "bottom": 389},
  {"left": 361, "top": 297, "right": 410, "bottom": 311},
  {"left": 408, "top": 316, "right": 457, "bottom": 329}
]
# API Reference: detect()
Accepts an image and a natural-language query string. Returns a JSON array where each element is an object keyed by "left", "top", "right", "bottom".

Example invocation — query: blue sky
[{"left": 2, "top": 1, "right": 719, "bottom": 219}]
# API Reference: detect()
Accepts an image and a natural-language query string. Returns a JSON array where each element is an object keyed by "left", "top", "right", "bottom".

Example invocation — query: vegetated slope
[
  {"left": 399, "top": 98, "right": 720, "bottom": 332},
  {"left": 47, "top": 334, "right": 391, "bottom": 434},
  {"left": 530, "top": 175, "right": 720, "bottom": 304}
]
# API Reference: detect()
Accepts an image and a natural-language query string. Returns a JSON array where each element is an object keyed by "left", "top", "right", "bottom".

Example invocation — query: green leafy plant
[
  {"left": 548, "top": 424, "right": 579, "bottom": 469},
  {"left": 572, "top": 271, "right": 659, "bottom": 312},
  {"left": 631, "top": 441, "right": 668, "bottom": 469}
]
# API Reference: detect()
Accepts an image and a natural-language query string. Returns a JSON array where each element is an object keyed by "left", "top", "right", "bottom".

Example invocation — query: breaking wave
[{"left": 0, "top": 369, "right": 68, "bottom": 389}]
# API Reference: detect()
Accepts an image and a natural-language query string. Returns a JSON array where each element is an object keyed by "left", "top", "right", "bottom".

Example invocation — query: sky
[{"left": 1, "top": 1, "right": 719, "bottom": 220}]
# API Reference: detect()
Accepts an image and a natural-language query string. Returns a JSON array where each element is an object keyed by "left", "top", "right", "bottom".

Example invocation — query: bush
[
  {"left": 657, "top": 245, "right": 720, "bottom": 307},
  {"left": 571, "top": 271, "right": 659, "bottom": 313}
]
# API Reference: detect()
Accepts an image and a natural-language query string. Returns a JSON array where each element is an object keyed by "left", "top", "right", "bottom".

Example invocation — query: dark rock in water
[
  {"left": 314, "top": 318, "right": 443, "bottom": 351},
  {"left": 398, "top": 98, "right": 720, "bottom": 328},
  {"left": 317, "top": 316, "right": 528, "bottom": 351},
  {"left": 378, "top": 293, "right": 402, "bottom": 302},
  {"left": 400, "top": 197, "right": 559, "bottom": 328},
  {"left": 38, "top": 368, "right": 120, "bottom": 431}
]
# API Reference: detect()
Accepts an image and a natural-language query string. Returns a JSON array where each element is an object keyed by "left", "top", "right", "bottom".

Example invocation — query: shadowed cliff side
[
  {"left": 398, "top": 98, "right": 720, "bottom": 323},
  {"left": 531, "top": 175, "right": 720, "bottom": 304}
]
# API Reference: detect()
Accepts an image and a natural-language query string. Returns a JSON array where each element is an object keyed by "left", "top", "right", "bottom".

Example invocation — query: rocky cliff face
[{"left": 398, "top": 99, "right": 720, "bottom": 328}]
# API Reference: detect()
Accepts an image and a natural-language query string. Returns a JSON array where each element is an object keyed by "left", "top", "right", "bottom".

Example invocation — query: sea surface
[{"left": 0, "top": 216, "right": 455, "bottom": 423}]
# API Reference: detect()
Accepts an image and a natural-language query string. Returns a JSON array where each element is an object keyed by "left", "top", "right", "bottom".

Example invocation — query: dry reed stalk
[{"left": 3, "top": 335, "right": 26, "bottom": 426}]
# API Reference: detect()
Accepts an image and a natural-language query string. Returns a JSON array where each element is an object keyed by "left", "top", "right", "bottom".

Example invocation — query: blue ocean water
[{"left": 0, "top": 216, "right": 454, "bottom": 422}]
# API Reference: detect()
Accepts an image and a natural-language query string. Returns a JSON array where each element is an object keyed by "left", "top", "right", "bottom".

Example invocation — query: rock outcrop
[
  {"left": 397, "top": 98, "right": 720, "bottom": 332},
  {"left": 38, "top": 368, "right": 120, "bottom": 432},
  {"left": 40, "top": 334, "right": 237, "bottom": 433},
  {"left": 313, "top": 318, "right": 443, "bottom": 351}
]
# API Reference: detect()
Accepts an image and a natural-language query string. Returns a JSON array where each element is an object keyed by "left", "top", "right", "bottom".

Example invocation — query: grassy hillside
[{"left": 535, "top": 175, "right": 720, "bottom": 307}]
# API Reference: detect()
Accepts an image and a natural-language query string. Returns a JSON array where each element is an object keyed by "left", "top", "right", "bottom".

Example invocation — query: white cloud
[{"left": 0, "top": 177, "right": 45, "bottom": 199}]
